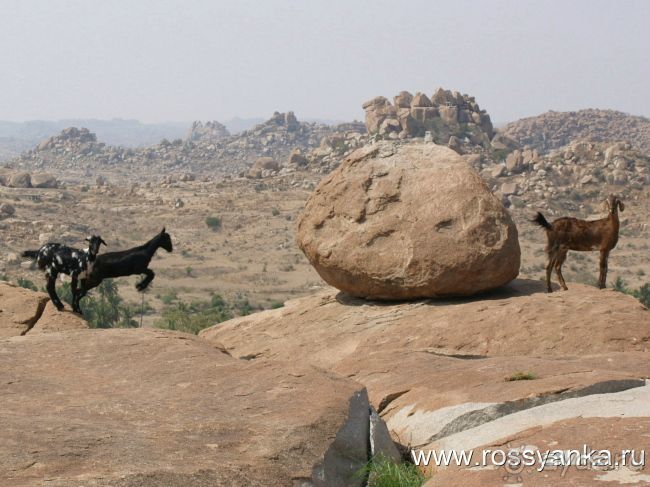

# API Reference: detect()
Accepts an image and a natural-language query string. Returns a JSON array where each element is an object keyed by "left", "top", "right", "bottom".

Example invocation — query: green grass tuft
[
  {"left": 505, "top": 371, "right": 538, "bottom": 382},
  {"left": 357, "top": 455, "right": 428, "bottom": 487}
]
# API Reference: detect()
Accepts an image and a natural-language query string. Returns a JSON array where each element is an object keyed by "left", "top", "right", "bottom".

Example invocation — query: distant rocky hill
[
  {"left": 501, "top": 109, "right": 650, "bottom": 153},
  {"left": 4, "top": 113, "right": 366, "bottom": 182},
  {"left": 0, "top": 119, "right": 188, "bottom": 156}
]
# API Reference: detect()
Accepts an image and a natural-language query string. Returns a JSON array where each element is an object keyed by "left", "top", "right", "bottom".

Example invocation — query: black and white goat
[
  {"left": 72, "top": 228, "right": 173, "bottom": 312},
  {"left": 22, "top": 235, "right": 106, "bottom": 312}
]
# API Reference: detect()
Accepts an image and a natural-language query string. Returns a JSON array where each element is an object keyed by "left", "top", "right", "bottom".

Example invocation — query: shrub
[
  {"left": 154, "top": 293, "right": 234, "bottom": 335},
  {"left": 633, "top": 283, "right": 650, "bottom": 308},
  {"left": 505, "top": 371, "right": 538, "bottom": 381},
  {"left": 612, "top": 276, "right": 629, "bottom": 294},
  {"left": 235, "top": 298, "right": 253, "bottom": 316},
  {"left": 205, "top": 216, "right": 222, "bottom": 231},
  {"left": 17, "top": 277, "right": 38, "bottom": 291},
  {"left": 159, "top": 289, "right": 178, "bottom": 305},
  {"left": 56, "top": 280, "right": 138, "bottom": 328},
  {"left": 271, "top": 207, "right": 280, "bottom": 216}
]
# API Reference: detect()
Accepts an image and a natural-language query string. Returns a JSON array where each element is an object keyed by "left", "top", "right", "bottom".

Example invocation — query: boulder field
[
  {"left": 201, "top": 280, "right": 650, "bottom": 485},
  {"left": 297, "top": 142, "right": 521, "bottom": 299}
]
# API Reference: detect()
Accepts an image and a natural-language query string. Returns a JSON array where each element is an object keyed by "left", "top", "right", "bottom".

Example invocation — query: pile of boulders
[
  {"left": 185, "top": 120, "right": 230, "bottom": 141},
  {"left": 302, "top": 123, "right": 369, "bottom": 173},
  {"left": 362, "top": 88, "right": 494, "bottom": 148}
]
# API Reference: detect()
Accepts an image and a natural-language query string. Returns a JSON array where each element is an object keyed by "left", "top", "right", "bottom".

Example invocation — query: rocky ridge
[
  {"left": 5, "top": 112, "right": 366, "bottom": 183},
  {"left": 501, "top": 108, "right": 650, "bottom": 154}
]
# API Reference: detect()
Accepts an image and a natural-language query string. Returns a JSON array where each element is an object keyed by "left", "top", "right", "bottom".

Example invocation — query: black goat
[
  {"left": 73, "top": 228, "right": 173, "bottom": 313},
  {"left": 22, "top": 235, "right": 106, "bottom": 311}
]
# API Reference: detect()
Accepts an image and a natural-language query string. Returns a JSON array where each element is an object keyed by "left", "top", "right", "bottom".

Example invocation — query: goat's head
[
  {"left": 85, "top": 235, "right": 107, "bottom": 256},
  {"left": 605, "top": 194, "right": 625, "bottom": 214},
  {"left": 158, "top": 227, "right": 173, "bottom": 252}
]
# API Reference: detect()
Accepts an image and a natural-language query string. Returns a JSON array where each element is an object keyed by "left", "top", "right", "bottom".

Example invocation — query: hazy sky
[{"left": 1, "top": 0, "right": 648, "bottom": 124}]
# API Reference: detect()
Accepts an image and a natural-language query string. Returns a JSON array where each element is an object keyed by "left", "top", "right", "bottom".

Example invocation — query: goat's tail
[
  {"left": 21, "top": 250, "right": 39, "bottom": 260},
  {"left": 532, "top": 212, "right": 553, "bottom": 230}
]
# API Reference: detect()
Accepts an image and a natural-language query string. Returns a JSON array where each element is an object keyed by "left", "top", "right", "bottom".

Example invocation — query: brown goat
[{"left": 532, "top": 194, "right": 624, "bottom": 292}]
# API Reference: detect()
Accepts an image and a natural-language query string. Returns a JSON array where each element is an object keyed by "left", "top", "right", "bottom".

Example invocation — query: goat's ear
[
  {"left": 100, "top": 238, "right": 107, "bottom": 246},
  {"left": 161, "top": 227, "right": 166, "bottom": 234},
  {"left": 618, "top": 201, "right": 625, "bottom": 212},
  {"left": 85, "top": 236, "right": 91, "bottom": 242}
]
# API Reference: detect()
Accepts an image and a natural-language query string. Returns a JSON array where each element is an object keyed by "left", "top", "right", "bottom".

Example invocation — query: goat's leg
[
  {"left": 71, "top": 276, "right": 83, "bottom": 315},
  {"left": 136, "top": 269, "right": 155, "bottom": 291},
  {"left": 598, "top": 250, "right": 609, "bottom": 289},
  {"left": 555, "top": 249, "right": 569, "bottom": 291},
  {"left": 545, "top": 251, "right": 557, "bottom": 293},
  {"left": 46, "top": 270, "right": 64, "bottom": 311}
]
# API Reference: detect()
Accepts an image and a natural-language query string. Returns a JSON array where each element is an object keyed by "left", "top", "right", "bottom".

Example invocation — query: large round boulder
[
  {"left": 8, "top": 172, "right": 31, "bottom": 188},
  {"left": 31, "top": 173, "right": 58, "bottom": 189},
  {"left": 297, "top": 142, "right": 520, "bottom": 299}
]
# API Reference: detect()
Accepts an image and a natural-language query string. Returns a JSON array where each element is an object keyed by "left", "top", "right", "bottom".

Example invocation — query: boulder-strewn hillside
[
  {"left": 500, "top": 109, "right": 650, "bottom": 154},
  {"left": 479, "top": 139, "right": 650, "bottom": 213},
  {"left": 5, "top": 113, "right": 366, "bottom": 183}
]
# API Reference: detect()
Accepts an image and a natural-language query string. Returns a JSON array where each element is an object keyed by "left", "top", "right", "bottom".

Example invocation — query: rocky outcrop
[
  {"left": 297, "top": 142, "right": 520, "bottom": 299},
  {"left": 0, "top": 328, "right": 396, "bottom": 486},
  {"left": 362, "top": 88, "right": 494, "bottom": 148},
  {"left": 247, "top": 156, "right": 280, "bottom": 179},
  {"left": 7, "top": 172, "right": 31, "bottom": 188},
  {"left": 36, "top": 126, "right": 97, "bottom": 151},
  {"left": 501, "top": 109, "right": 650, "bottom": 153},
  {"left": 0, "top": 170, "right": 59, "bottom": 189},
  {"left": 186, "top": 120, "right": 230, "bottom": 141},
  {"left": 0, "top": 281, "right": 88, "bottom": 336},
  {"left": 200, "top": 279, "right": 650, "bottom": 483},
  {"left": 30, "top": 172, "right": 58, "bottom": 188}
]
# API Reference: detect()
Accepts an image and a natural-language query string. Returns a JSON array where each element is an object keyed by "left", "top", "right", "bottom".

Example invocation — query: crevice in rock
[
  {"left": 377, "top": 390, "right": 411, "bottom": 414},
  {"left": 423, "top": 378, "right": 645, "bottom": 445},
  {"left": 20, "top": 298, "right": 49, "bottom": 335},
  {"left": 416, "top": 349, "right": 487, "bottom": 360},
  {"left": 239, "top": 352, "right": 262, "bottom": 361},
  {"left": 366, "top": 229, "right": 396, "bottom": 247}
]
